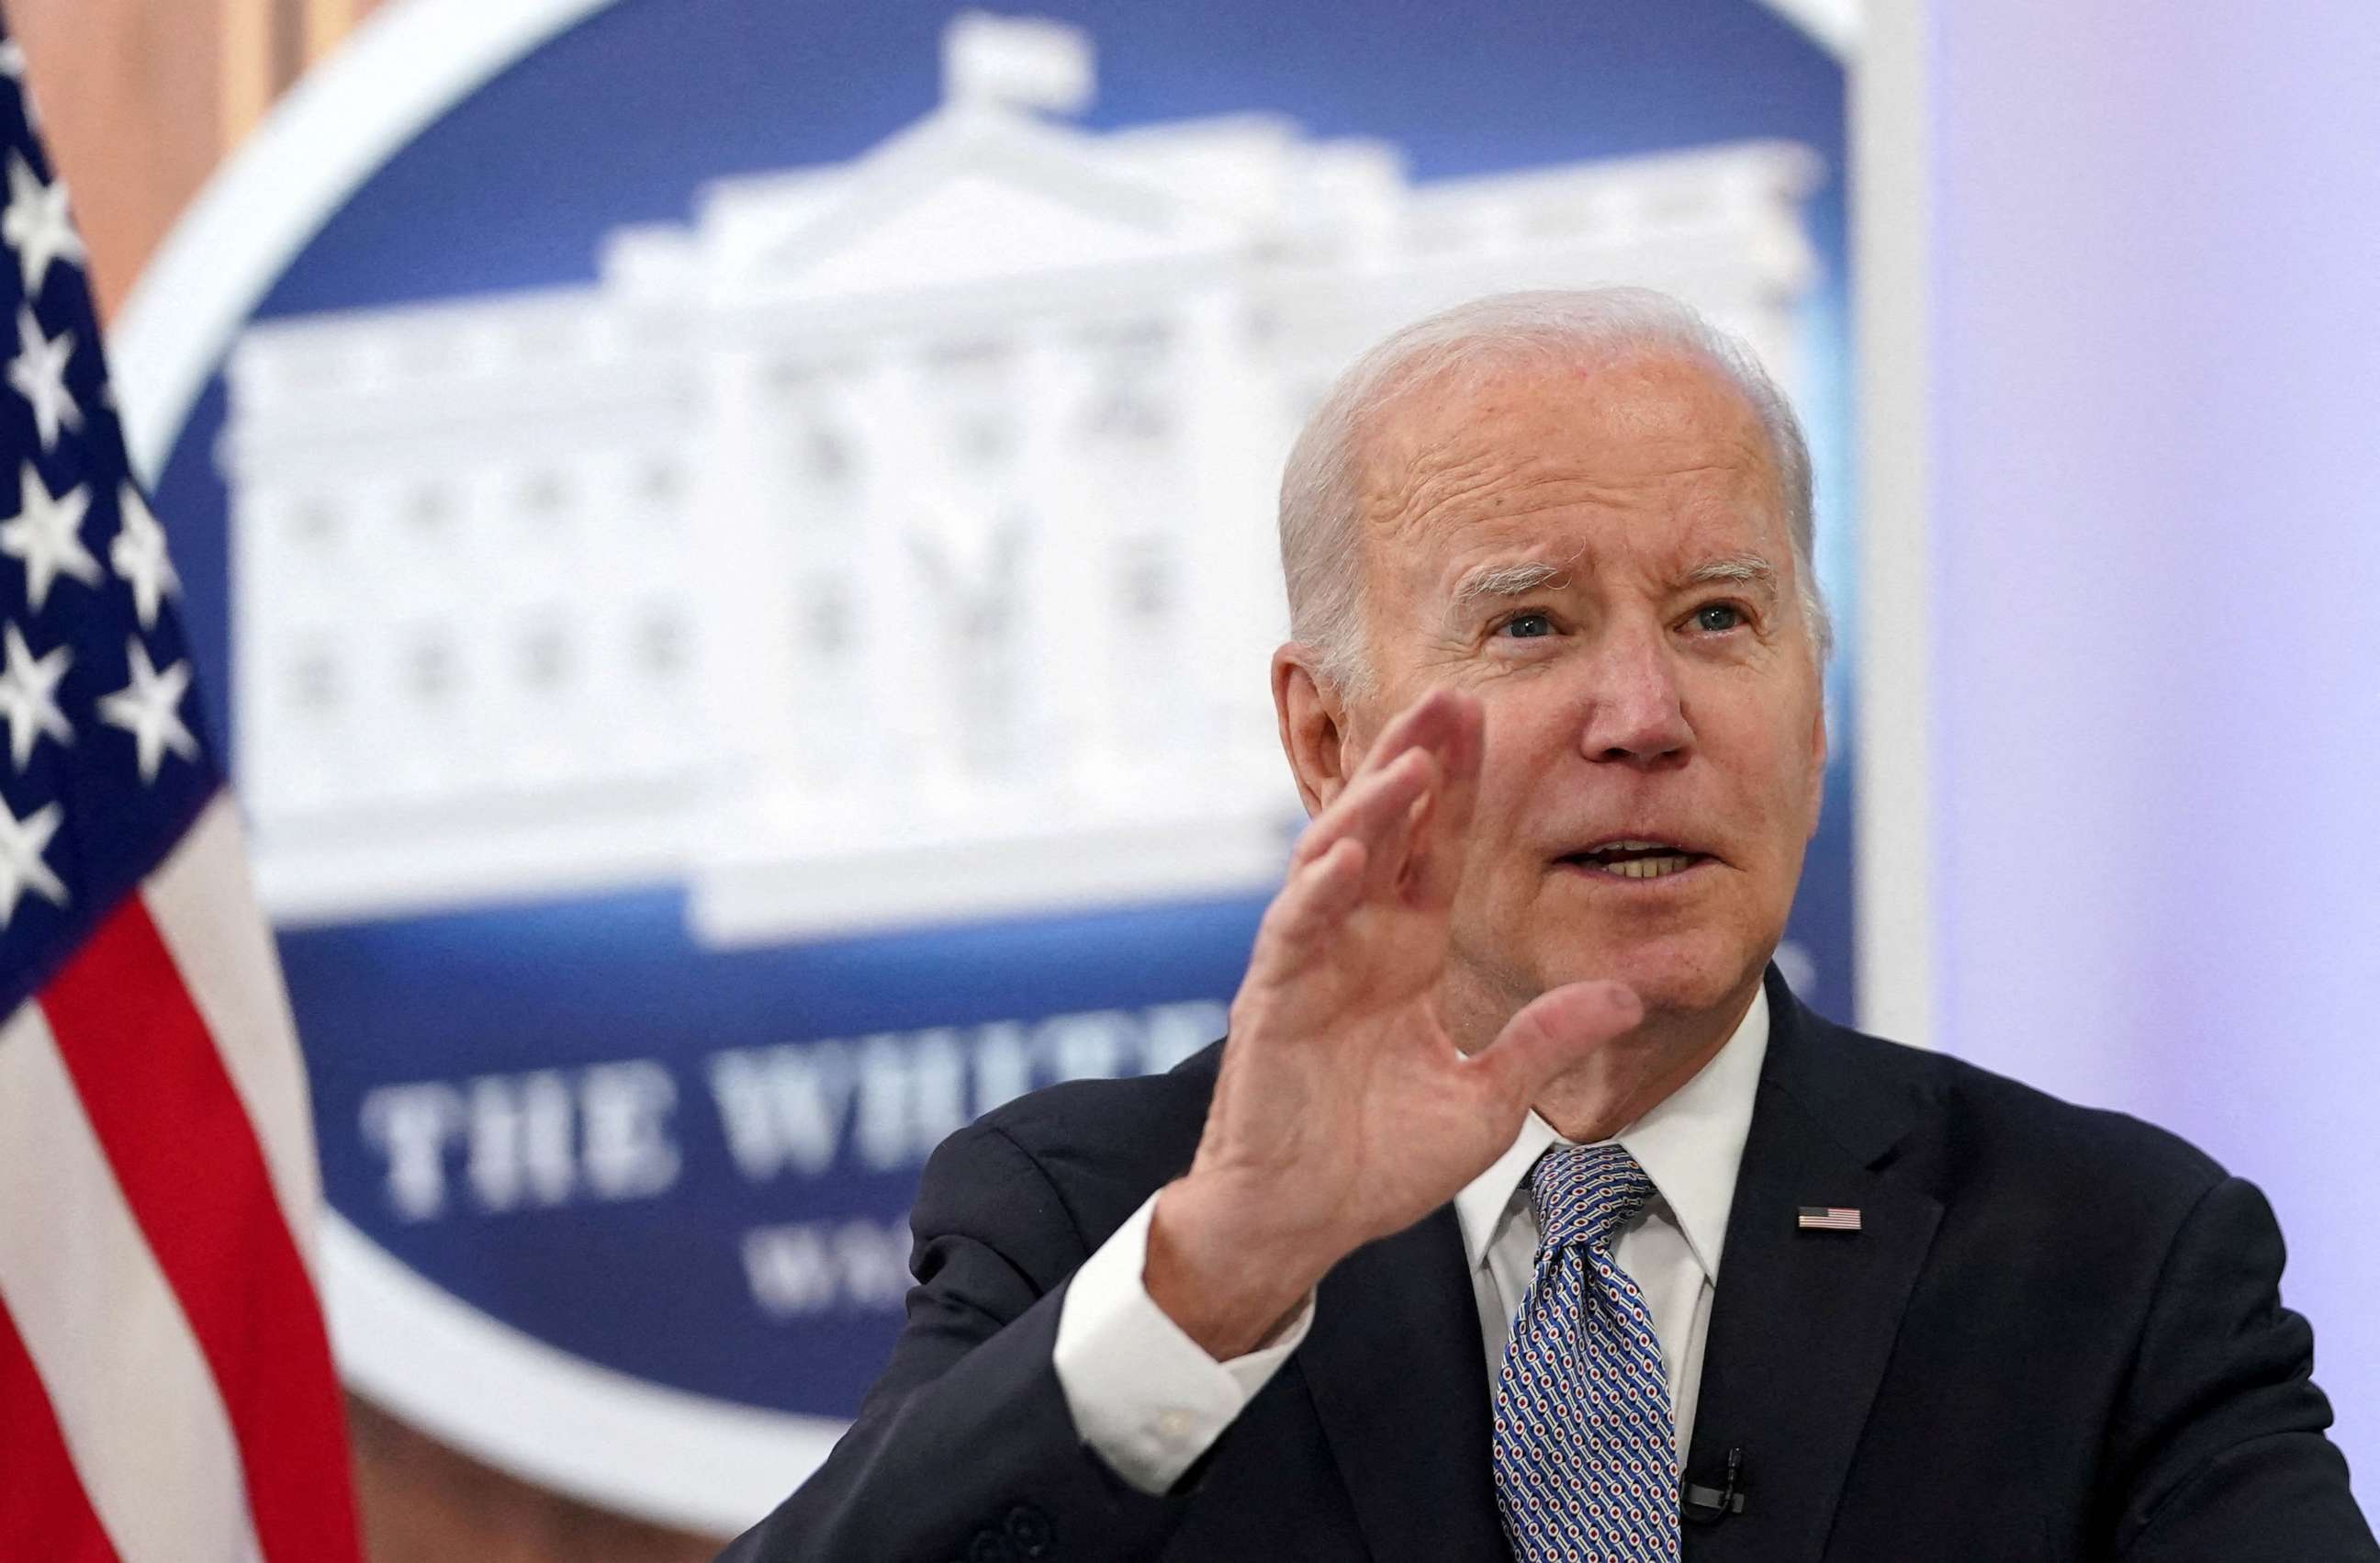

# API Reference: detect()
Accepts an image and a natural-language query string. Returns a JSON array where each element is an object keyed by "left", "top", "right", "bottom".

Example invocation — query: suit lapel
[
  {"left": 1681, "top": 974, "right": 1943, "bottom": 1562},
  {"left": 1296, "top": 1205, "right": 1509, "bottom": 1560}
]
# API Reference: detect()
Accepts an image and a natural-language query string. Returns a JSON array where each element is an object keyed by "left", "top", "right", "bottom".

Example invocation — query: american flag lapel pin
[{"left": 1797, "top": 1206, "right": 1862, "bottom": 1232}]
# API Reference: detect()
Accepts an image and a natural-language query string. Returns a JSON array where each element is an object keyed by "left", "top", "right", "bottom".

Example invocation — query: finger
[
  {"left": 1318, "top": 687, "right": 1475, "bottom": 901},
  {"left": 1470, "top": 980, "right": 1643, "bottom": 1106},
  {"left": 1252, "top": 837, "right": 1368, "bottom": 969},
  {"left": 1405, "top": 690, "right": 1483, "bottom": 909},
  {"left": 1289, "top": 746, "right": 1432, "bottom": 876},
  {"left": 1349, "top": 684, "right": 1469, "bottom": 784},
  {"left": 1360, "top": 750, "right": 1441, "bottom": 904}
]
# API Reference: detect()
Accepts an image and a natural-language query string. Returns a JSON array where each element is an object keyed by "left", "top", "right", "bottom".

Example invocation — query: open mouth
[{"left": 1556, "top": 839, "right": 1714, "bottom": 882}]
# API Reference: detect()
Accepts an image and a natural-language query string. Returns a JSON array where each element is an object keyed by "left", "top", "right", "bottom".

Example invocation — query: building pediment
[{"left": 710, "top": 109, "right": 1226, "bottom": 304}]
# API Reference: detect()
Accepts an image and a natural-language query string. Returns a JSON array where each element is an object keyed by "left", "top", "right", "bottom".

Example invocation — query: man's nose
[{"left": 1577, "top": 624, "right": 1691, "bottom": 766}]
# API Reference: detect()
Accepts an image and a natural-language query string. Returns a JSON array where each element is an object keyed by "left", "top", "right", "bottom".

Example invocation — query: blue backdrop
[{"left": 149, "top": 0, "right": 1850, "bottom": 1421}]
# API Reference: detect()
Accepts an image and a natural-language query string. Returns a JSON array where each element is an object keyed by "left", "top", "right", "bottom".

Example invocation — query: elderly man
[{"left": 720, "top": 290, "right": 2374, "bottom": 1561}]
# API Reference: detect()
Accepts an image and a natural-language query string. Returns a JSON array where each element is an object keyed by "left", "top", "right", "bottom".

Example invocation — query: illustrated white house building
[{"left": 219, "top": 13, "right": 1824, "bottom": 942}]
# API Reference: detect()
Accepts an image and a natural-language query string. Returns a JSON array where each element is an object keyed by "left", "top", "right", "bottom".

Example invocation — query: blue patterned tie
[{"left": 1491, "top": 1143, "right": 1679, "bottom": 1561}]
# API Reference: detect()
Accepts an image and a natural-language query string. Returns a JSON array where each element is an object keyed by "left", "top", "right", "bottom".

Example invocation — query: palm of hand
[{"left": 1192, "top": 688, "right": 1643, "bottom": 1264}]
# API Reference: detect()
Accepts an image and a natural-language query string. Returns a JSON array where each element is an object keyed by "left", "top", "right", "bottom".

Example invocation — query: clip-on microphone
[{"left": 1682, "top": 1445, "right": 1747, "bottom": 1524}]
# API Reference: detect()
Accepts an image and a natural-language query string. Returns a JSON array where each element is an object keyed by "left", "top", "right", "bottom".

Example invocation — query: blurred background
[{"left": 12, "top": 0, "right": 2374, "bottom": 1556}]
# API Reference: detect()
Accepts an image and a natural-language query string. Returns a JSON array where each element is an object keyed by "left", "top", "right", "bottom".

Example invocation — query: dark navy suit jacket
[{"left": 720, "top": 968, "right": 2376, "bottom": 1561}]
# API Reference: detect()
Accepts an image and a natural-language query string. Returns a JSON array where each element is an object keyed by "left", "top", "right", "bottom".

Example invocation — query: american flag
[
  {"left": 1796, "top": 1206, "right": 1863, "bottom": 1231},
  {"left": 0, "top": 31, "right": 362, "bottom": 1563}
]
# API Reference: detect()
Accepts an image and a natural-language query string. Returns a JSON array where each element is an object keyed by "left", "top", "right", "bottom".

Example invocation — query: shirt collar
[{"left": 1453, "top": 983, "right": 1770, "bottom": 1284}]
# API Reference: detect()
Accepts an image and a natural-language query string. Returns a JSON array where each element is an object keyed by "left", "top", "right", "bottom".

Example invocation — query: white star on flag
[
  {"left": 0, "top": 458, "right": 96, "bottom": 611},
  {"left": 0, "top": 618, "right": 69, "bottom": 769},
  {"left": 110, "top": 481, "right": 178, "bottom": 629},
  {"left": 97, "top": 635, "right": 197, "bottom": 783},
  {"left": 0, "top": 152, "right": 78, "bottom": 298},
  {"left": 0, "top": 793, "right": 64, "bottom": 925},
  {"left": 6, "top": 302, "right": 75, "bottom": 449}
]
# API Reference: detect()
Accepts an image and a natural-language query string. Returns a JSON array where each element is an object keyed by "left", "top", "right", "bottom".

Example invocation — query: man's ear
[
  {"left": 1273, "top": 645, "right": 1353, "bottom": 818},
  {"left": 1804, "top": 690, "right": 1829, "bottom": 841}
]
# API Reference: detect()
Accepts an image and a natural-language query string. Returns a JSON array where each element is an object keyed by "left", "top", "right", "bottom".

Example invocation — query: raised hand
[{"left": 1145, "top": 687, "right": 1644, "bottom": 1357}]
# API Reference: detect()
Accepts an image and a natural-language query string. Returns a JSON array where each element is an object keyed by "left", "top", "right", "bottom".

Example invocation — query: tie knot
[{"left": 1529, "top": 1142, "right": 1655, "bottom": 1255}]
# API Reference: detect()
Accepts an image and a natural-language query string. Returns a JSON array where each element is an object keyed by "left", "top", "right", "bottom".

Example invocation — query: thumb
[{"left": 1473, "top": 980, "right": 1643, "bottom": 1106}]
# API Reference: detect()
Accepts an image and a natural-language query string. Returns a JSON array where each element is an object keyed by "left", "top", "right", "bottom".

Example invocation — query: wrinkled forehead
[
  {"left": 1348, "top": 345, "right": 1788, "bottom": 566},
  {"left": 1352, "top": 344, "right": 1779, "bottom": 521}
]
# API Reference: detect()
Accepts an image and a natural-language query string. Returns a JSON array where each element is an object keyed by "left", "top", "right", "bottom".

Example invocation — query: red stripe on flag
[
  {"left": 0, "top": 1290, "right": 125, "bottom": 1563},
  {"left": 39, "top": 896, "right": 360, "bottom": 1563}
]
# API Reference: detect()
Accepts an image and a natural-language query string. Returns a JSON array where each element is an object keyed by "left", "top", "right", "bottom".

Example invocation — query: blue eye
[
  {"left": 1499, "top": 612, "right": 1554, "bottom": 639},
  {"left": 1693, "top": 603, "right": 1745, "bottom": 634}
]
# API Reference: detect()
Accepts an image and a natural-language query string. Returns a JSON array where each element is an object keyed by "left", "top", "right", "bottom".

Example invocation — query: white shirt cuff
[{"left": 1051, "top": 1188, "right": 1315, "bottom": 1494}]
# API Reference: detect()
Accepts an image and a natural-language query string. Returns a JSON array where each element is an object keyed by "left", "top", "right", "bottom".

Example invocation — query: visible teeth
[{"left": 1610, "top": 854, "right": 1692, "bottom": 880}]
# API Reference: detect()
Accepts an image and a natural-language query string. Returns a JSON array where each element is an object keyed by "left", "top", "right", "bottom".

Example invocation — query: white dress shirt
[{"left": 1052, "top": 988, "right": 1770, "bottom": 1495}]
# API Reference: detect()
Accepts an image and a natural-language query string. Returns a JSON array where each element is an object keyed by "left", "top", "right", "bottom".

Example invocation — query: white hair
[{"left": 1276, "top": 287, "right": 1830, "bottom": 694}]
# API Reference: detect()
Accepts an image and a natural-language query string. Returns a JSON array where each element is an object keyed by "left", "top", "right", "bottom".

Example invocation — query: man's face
[{"left": 1338, "top": 348, "right": 1825, "bottom": 1023}]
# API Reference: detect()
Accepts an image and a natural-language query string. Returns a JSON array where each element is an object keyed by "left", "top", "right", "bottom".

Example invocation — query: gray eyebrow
[
  {"left": 1683, "top": 553, "right": 1780, "bottom": 594},
  {"left": 1450, "top": 559, "right": 1570, "bottom": 611},
  {"left": 1447, "top": 551, "right": 1782, "bottom": 624}
]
